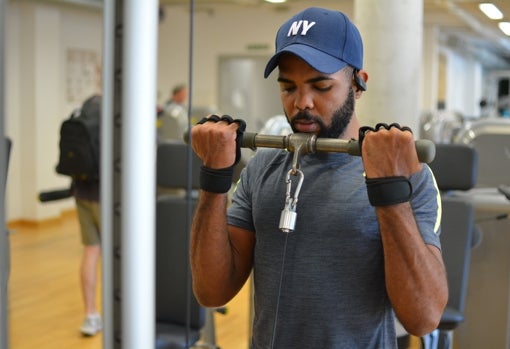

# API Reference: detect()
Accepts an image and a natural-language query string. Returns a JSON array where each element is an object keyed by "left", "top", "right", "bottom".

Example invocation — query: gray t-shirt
[{"left": 227, "top": 148, "right": 441, "bottom": 349}]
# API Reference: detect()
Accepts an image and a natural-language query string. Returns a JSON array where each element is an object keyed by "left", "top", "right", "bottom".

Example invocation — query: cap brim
[{"left": 264, "top": 44, "right": 348, "bottom": 78}]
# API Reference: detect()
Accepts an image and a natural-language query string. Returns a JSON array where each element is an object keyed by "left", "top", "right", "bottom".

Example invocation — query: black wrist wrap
[
  {"left": 200, "top": 165, "right": 234, "bottom": 193},
  {"left": 366, "top": 176, "right": 412, "bottom": 206}
]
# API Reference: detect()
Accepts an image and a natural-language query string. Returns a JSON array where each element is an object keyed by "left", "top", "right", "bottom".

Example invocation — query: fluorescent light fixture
[
  {"left": 265, "top": 0, "right": 286, "bottom": 3},
  {"left": 479, "top": 3, "right": 503, "bottom": 20},
  {"left": 499, "top": 22, "right": 510, "bottom": 36}
]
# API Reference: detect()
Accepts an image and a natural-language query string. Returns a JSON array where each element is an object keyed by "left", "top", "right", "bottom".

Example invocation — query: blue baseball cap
[{"left": 264, "top": 7, "right": 363, "bottom": 78}]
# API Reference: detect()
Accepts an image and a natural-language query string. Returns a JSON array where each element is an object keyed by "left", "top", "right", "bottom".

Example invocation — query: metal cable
[
  {"left": 269, "top": 233, "right": 290, "bottom": 349},
  {"left": 185, "top": 0, "right": 195, "bottom": 347}
]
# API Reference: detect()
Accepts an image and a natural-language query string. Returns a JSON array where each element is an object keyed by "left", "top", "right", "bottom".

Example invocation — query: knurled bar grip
[{"left": 242, "top": 132, "right": 436, "bottom": 164}]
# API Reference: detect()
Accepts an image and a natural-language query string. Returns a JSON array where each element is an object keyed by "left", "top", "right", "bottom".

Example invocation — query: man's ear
[{"left": 354, "top": 70, "right": 369, "bottom": 97}]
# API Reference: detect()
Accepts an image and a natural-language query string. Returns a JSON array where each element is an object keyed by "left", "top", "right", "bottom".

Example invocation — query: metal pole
[
  {"left": 101, "top": 0, "right": 115, "bottom": 347},
  {"left": 122, "top": 1, "right": 158, "bottom": 348},
  {"left": 0, "top": 0, "right": 8, "bottom": 346},
  {"left": 189, "top": 132, "right": 436, "bottom": 164}
]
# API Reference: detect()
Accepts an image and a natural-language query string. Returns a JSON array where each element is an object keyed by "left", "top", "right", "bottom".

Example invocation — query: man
[
  {"left": 74, "top": 178, "right": 102, "bottom": 336},
  {"left": 190, "top": 7, "right": 447, "bottom": 348},
  {"left": 72, "top": 95, "right": 102, "bottom": 336},
  {"left": 158, "top": 84, "right": 189, "bottom": 141}
]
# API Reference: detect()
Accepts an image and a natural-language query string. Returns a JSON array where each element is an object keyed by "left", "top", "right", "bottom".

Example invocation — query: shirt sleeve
[{"left": 410, "top": 165, "right": 442, "bottom": 250}]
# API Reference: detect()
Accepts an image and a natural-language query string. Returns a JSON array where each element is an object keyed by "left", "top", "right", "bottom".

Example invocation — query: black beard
[{"left": 288, "top": 87, "right": 355, "bottom": 139}]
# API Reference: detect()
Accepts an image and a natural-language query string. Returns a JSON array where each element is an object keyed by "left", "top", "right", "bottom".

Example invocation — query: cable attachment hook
[{"left": 279, "top": 168, "right": 304, "bottom": 233}]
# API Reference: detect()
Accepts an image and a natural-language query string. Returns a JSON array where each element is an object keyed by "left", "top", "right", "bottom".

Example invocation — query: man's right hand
[{"left": 191, "top": 115, "right": 245, "bottom": 169}]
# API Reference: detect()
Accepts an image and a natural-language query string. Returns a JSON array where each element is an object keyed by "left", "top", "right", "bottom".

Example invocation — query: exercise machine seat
[
  {"left": 155, "top": 141, "right": 218, "bottom": 349},
  {"left": 421, "top": 143, "right": 479, "bottom": 349}
]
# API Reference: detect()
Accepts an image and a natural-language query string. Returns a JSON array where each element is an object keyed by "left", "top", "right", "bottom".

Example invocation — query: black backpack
[{"left": 56, "top": 95, "right": 101, "bottom": 181}]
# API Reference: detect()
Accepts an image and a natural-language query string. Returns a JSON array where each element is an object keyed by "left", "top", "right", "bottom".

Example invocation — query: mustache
[
  {"left": 289, "top": 111, "right": 326, "bottom": 134},
  {"left": 291, "top": 111, "right": 319, "bottom": 123}
]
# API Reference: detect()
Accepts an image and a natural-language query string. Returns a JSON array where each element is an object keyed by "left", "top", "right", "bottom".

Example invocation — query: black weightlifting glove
[
  {"left": 196, "top": 115, "right": 246, "bottom": 193},
  {"left": 365, "top": 176, "right": 413, "bottom": 206},
  {"left": 358, "top": 123, "right": 413, "bottom": 206},
  {"left": 358, "top": 123, "right": 412, "bottom": 153}
]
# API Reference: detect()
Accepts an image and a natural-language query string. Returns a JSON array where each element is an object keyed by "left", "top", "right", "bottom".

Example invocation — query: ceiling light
[
  {"left": 499, "top": 22, "right": 510, "bottom": 36},
  {"left": 479, "top": 3, "right": 503, "bottom": 20},
  {"left": 265, "top": 0, "right": 286, "bottom": 3}
]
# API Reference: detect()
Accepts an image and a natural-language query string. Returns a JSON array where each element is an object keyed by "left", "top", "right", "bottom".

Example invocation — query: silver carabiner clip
[{"left": 279, "top": 169, "right": 304, "bottom": 233}]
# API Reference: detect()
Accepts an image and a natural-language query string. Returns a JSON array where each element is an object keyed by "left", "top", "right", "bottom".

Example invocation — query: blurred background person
[{"left": 158, "top": 83, "right": 189, "bottom": 141}]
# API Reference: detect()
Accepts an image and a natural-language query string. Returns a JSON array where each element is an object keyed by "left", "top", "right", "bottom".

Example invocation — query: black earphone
[{"left": 353, "top": 69, "right": 367, "bottom": 91}]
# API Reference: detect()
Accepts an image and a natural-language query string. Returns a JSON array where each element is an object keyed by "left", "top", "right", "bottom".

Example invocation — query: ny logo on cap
[{"left": 287, "top": 20, "right": 316, "bottom": 37}]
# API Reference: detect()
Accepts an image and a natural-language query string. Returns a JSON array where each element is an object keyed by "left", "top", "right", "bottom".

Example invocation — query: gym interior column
[
  {"left": 122, "top": 1, "right": 158, "bottom": 348},
  {"left": 354, "top": 0, "right": 424, "bottom": 133}
]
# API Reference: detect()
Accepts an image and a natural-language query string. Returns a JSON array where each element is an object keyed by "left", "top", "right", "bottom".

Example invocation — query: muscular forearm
[
  {"left": 377, "top": 203, "right": 448, "bottom": 336},
  {"left": 190, "top": 191, "right": 250, "bottom": 307}
]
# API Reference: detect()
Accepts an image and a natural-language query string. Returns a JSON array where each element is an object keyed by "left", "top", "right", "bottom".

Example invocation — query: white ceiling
[
  {"left": 159, "top": 0, "right": 510, "bottom": 70},
  {"left": 425, "top": 0, "right": 510, "bottom": 69}
]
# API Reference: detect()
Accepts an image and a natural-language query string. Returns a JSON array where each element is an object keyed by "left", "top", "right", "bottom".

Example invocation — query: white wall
[
  {"left": 442, "top": 47, "right": 483, "bottom": 118},
  {"left": 6, "top": 2, "right": 102, "bottom": 221},
  {"left": 422, "top": 25, "right": 439, "bottom": 113},
  {"left": 4, "top": 0, "right": 489, "bottom": 222},
  {"left": 156, "top": 2, "right": 354, "bottom": 108}
]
